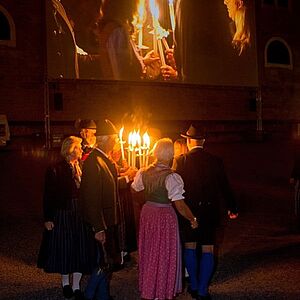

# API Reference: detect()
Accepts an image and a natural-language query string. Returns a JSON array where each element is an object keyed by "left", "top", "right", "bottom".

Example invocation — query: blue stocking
[
  {"left": 198, "top": 252, "right": 214, "bottom": 296},
  {"left": 184, "top": 248, "right": 198, "bottom": 291}
]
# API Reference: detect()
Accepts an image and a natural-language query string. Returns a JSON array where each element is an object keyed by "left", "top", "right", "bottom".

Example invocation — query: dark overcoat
[
  {"left": 43, "top": 159, "right": 78, "bottom": 221},
  {"left": 79, "top": 149, "right": 119, "bottom": 232},
  {"left": 173, "top": 148, "right": 237, "bottom": 244},
  {"left": 46, "top": 0, "right": 79, "bottom": 79}
]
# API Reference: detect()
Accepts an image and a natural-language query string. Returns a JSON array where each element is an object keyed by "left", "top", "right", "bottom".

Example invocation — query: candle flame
[
  {"left": 119, "top": 126, "right": 124, "bottom": 141},
  {"left": 149, "top": 0, "right": 159, "bottom": 19},
  {"left": 129, "top": 130, "right": 141, "bottom": 148},
  {"left": 143, "top": 132, "right": 150, "bottom": 148},
  {"left": 127, "top": 129, "right": 151, "bottom": 168},
  {"left": 138, "top": 0, "right": 146, "bottom": 19},
  {"left": 149, "top": 0, "right": 168, "bottom": 40},
  {"left": 128, "top": 131, "right": 133, "bottom": 146},
  {"left": 132, "top": 0, "right": 146, "bottom": 30}
]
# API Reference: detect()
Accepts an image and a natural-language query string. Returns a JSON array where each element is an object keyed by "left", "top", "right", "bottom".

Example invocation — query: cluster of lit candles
[
  {"left": 119, "top": 127, "right": 151, "bottom": 169},
  {"left": 133, "top": 0, "right": 176, "bottom": 66}
]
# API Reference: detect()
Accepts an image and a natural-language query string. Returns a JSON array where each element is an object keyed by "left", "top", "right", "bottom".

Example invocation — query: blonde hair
[
  {"left": 153, "top": 138, "right": 174, "bottom": 162},
  {"left": 61, "top": 136, "right": 82, "bottom": 158}
]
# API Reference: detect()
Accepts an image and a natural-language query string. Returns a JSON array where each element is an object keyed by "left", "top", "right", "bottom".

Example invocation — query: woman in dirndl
[
  {"left": 131, "top": 138, "right": 198, "bottom": 300},
  {"left": 37, "top": 136, "right": 97, "bottom": 300}
]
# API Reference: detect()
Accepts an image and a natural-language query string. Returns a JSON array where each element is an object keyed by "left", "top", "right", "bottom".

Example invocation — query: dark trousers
[{"left": 84, "top": 268, "right": 109, "bottom": 300}]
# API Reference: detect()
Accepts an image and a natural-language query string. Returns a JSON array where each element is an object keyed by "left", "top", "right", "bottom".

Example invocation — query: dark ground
[{"left": 0, "top": 137, "right": 300, "bottom": 300}]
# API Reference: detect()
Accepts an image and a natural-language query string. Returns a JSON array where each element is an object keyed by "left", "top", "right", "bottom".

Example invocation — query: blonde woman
[
  {"left": 38, "top": 136, "right": 97, "bottom": 300},
  {"left": 132, "top": 138, "right": 198, "bottom": 300},
  {"left": 224, "top": 0, "right": 250, "bottom": 55}
]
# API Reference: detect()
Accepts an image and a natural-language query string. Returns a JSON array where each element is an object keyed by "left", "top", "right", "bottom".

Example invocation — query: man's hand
[
  {"left": 44, "top": 221, "right": 54, "bottom": 231},
  {"left": 228, "top": 211, "right": 238, "bottom": 219},
  {"left": 121, "top": 167, "right": 138, "bottom": 181},
  {"left": 143, "top": 50, "right": 160, "bottom": 66},
  {"left": 161, "top": 65, "right": 178, "bottom": 80},
  {"left": 95, "top": 230, "right": 106, "bottom": 243},
  {"left": 190, "top": 218, "right": 198, "bottom": 229}
]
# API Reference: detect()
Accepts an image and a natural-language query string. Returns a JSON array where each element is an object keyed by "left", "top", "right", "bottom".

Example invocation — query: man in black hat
[
  {"left": 79, "top": 119, "right": 137, "bottom": 299},
  {"left": 173, "top": 124, "right": 238, "bottom": 300},
  {"left": 79, "top": 119, "right": 121, "bottom": 299}
]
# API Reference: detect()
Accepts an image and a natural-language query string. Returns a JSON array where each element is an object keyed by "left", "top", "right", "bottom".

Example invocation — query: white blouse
[{"left": 131, "top": 168, "right": 185, "bottom": 201}]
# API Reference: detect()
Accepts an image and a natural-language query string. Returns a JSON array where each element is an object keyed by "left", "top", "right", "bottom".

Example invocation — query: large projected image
[{"left": 46, "top": 0, "right": 258, "bottom": 86}]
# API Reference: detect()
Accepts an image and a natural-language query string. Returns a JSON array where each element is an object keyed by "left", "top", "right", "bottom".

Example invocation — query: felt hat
[
  {"left": 181, "top": 124, "right": 206, "bottom": 139},
  {"left": 79, "top": 119, "right": 97, "bottom": 130}
]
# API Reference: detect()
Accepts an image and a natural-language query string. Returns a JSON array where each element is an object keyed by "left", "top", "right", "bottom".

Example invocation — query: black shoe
[
  {"left": 62, "top": 285, "right": 73, "bottom": 299},
  {"left": 187, "top": 289, "right": 198, "bottom": 299},
  {"left": 74, "top": 289, "right": 85, "bottom": 300}
]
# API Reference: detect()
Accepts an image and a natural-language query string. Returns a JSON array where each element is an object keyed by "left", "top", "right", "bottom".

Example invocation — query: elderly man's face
[{"left": 80, "top": 128, "right": 96, "bottom": 139}]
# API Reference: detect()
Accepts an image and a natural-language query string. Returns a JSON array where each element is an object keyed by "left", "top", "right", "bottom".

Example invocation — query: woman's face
[
  {"left": 69, "top": 142, "right": 83, "bottom": 161},
  {"left": 224, "top": 0, "right": 243, "bottom": 21}
]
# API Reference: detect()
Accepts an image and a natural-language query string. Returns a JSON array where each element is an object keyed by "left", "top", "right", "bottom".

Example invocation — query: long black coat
[
  {"left": 79, "top": 149, "right": 119, "bottom": 233},
  {"left": 46, "top": 0, "right": 79, "bottom": 79},
  {"left": 43, "top": 160, "right": 78, "bottom": 221},
  {"left": 173, "top": 148, "right": 237, "bottom": 244}
]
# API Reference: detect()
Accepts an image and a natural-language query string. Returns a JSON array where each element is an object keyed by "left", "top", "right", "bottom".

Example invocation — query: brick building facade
[{"left": 0, "top": 0, "right": 299, "bottom": 140}]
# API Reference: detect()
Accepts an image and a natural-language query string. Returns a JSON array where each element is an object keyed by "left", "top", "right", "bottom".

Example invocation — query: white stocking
[
  {"left": 61, "top": 274, "right": 70, "bottom": 287},
  {"left": 72, "top": 272, "right": 82, "bottom": 291}
]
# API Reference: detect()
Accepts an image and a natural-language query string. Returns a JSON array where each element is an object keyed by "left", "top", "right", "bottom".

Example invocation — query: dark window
[
  {"left": 0, "top": 11, "right": 10, "bottom": 40},
  {"left": 267, "top": 40, "right": 290, "bottom": 65}
]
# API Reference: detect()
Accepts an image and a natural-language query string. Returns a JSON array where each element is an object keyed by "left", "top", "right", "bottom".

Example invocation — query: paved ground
[{"left": 0, "top": 137, "right": 300, "bottom": 300}]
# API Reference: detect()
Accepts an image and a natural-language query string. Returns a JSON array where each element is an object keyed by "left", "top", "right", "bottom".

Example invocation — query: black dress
[{"left": 37, "top": 160, "right": 97, "bottom": 274}]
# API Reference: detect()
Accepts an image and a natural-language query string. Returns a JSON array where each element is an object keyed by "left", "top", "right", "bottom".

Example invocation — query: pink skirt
[{"left": 138, "top": 201, "right": 182, "bottom": 299}]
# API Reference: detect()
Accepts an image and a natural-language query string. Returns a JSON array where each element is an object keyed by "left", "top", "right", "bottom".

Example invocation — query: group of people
[
  {"left": 38, "top": 120, "right": 238, "bottom": 300},
  {"left": 47, "top": 0, "right": 251, "bottom": 82},
  {"left": 38, "top": 118, "right": 136, "bottom": 300},
  {"left": 47, "top": 0, "right": 164, "bottom": 81}
]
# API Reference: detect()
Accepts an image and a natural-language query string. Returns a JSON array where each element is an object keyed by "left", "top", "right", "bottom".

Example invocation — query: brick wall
[{"left": 0, "top": 0, "right": 45, "bottom": 122}]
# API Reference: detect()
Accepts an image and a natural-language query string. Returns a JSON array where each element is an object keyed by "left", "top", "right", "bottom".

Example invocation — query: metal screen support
[
  {"left": 256, "top": 88, "right": 263, "bottom": 132},
  {"left": 44, "top": 80, "right": 51, "bottom": 149}
]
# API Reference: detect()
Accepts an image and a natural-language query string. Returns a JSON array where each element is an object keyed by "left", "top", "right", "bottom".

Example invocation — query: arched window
[
  {"left": 265, "top": 37, "right": 292, "bottom": 69},
  {"left": 0, "top": 5, "right": 16, "bottom": 47}
]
